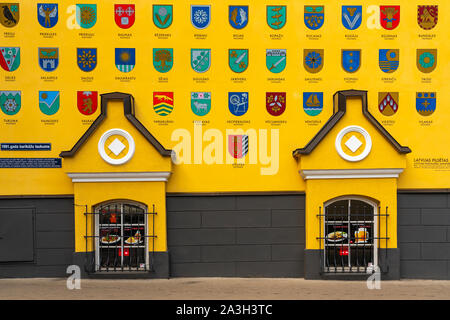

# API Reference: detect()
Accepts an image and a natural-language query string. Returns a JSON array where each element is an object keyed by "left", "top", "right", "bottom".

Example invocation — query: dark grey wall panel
[
  {"left": 0, "top": 198, "right": 74, "bottom": 278},
  {"left": 398, "top": 192, "right": 450, "bottom": 279},
  {"left": 0, "top": 208, "right": 34, "bottom": 262},
  {"left": 167, "top": 194, "right": 305, "bottom": 278}
]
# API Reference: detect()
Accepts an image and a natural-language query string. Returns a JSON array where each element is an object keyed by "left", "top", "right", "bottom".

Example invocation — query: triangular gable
[
  {"left": 293, "top": 90, "right": 411, "bottom": 158},
  {"left": 60, "top": 92, "right": 172, "bottom": 158}
]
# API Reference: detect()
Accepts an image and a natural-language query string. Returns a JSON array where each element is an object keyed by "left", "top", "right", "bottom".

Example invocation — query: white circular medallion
[
  {"left": 98, "top": 129, "right": 135, "bottom": 165},
  {"left": 335, "top": 125, "right": 372, "bottom": 162}
]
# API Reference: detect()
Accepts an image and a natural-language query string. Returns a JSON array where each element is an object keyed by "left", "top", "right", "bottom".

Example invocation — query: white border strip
[
  {"left": 67, "top": 172, "right": 172, "bottom": 183},
  {"left": 300, "top": 169, "right": 404, "bottom": 180}
]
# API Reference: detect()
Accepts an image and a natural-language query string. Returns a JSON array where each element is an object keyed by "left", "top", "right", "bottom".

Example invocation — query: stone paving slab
[{"left": 1, "top": 278, "right": 450, "bottom": 300}]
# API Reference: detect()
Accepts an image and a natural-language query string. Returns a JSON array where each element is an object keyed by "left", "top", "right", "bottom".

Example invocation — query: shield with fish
[{"left": 229, "top": 6, "right": 248, "bottom": 29}]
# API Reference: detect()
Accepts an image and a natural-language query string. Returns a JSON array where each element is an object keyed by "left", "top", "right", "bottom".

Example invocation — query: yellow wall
[
  {"left": 305, "top": 178, "right": 398, "bottom": 250},
  {"left": 73, "top": 181, "right": 167, "bottom": 253},
  {"left": 299, "top": 97, "right": 406, "bottom": 171},
  {"left": 62, "top": 100, "right": 172, "bottom": 174},
  {"left": 62, "top": 99, "right": 171, "bottom": 253},
  {"left": 0, "top": 0, "right": 448, "bottom": 196}
]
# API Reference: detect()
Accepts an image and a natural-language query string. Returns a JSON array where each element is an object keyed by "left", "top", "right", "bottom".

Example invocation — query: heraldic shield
[
  {"left": 191, "top": 5, "right": 210, "bottom": 29},
  {"left": 267, "top": 6, "right": 286, "bottom": 30},
  {"left": 114, "top": 4, "right": 135, "bottom": 29},
  {"left": 153, "top": 5, "right": 173, "bottom": 29},
  {"left": 303, "top": 49, "right": 323, "bottom": 73},
  {"left": 417, "top": 49, "right": 437, "bottom": 73},
  {"left": 228, "top": 135, "right": 249, "bottom": 159},
  {"left": 417, "top": 5, "right": 438, "bottom": 30},
  {"left": 37, "top": 3, "right": 57, "bottom": 28},
  {"left": 380, "top": 5, "right": 400, "bottom": 30},
  {"left": 229, "top": 6, "right": 248, "bottom": 29},
  {"left": 342, "top": 49, "right": 361, "bottom": 73},
  {"left": 416, "top": 92, "right": 436, "bottom": 116},
  {"left": 76, "top": 4, "right": 97, "bottom": 29},
  {"left": 379, "top": 49, "right": 399, "bottom": 73},
  {"left": 304, "top": 5, "right": 324, "bottom": 30},
  {"left": 266, "top": 49, "right": 286, "bottom": 73},
  {"left": 0, "top": 3, "right": 19, "bottom": 27},
  {"left": 342, "top": 5, "right": 362, "bottom": 30}
]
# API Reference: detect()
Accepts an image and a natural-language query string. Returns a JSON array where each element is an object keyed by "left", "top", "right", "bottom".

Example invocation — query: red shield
[
  {"left": 266, "top": 92, "right": 286, "bottom": 116},
  {"left": 114, "top": 4, "right": 135, "bottom": 29},
  {"left": 380, "top": 6, "right": 400, "bottom": 30},
  {"left": 228, "top": 135, "right": 249, "bottom": 159},
  {"left": 77, "top": 91, "right": 98, "bottom": 115}
]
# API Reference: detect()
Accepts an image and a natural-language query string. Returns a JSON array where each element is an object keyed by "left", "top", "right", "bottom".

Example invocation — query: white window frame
[
  {"left": 94, "top": 201, "right": 149, "bottom": 272},
  {"left": 323, "top": 196, "right": 378, "bottom": 273}
]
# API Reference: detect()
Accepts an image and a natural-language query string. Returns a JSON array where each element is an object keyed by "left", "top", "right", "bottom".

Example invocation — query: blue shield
[
  {"left": 416, "top": 92, "right": 436, "bottom": 116},
  {"left": 304, "top": 5, "right": 324, "bottom": 30},
  {"left": 342, "top": 6, "right": 362, "bottom": 30},
  {"left": 342, "top": 50, "right": 361, "bottom": 73},
  {"left": 38, "top": 48, "right": 58, "bottom": 72},
  {"left": 228, "top": 92, "right": 248, "bottom": 116},
  {"left": 303, "top": 92, "right": 323, "bottom": 116},
  {"left": 37, "top": 3, "right": 58, "bottom": 28},
  {"left": 229, "top": 6, "right": 248, "bottom": 29},
  {"left": 379, "top": 49, "right": 399, "bottom": 73},
  {"left": 115, "top": 48, "right": 135, "bottom": 73},
  {"left": 191, "top": 5, "right": 211, "bottom": 29},
  {"left": 77, "top": 48, "right": 97, "bottom": 72}
]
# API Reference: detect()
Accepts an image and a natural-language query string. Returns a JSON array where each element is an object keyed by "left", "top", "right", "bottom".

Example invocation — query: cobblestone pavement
[{"left": 1, "top": 278, "right": 449, "bottom": 300}]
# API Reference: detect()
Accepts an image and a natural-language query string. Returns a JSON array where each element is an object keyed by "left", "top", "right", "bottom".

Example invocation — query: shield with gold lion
[{"left": 417, "top": 5, "right": 438, "bottom": 30}]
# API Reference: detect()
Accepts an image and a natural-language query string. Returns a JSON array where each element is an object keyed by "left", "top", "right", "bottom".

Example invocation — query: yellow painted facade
[
  {"left": 0, "top": 0, "right": 448, "bottom": 196},
  {"left": 62, "top": 100, "right": 171, "bottom": 253},
  {"left": 0, "top": 1, "right": 448, "bottom": 259},
  {"left": 72, "top": 181, "right": 167, "bottom": 252},
  {"left": 297, "top": 96, "right": 405, "bottom": 249}
]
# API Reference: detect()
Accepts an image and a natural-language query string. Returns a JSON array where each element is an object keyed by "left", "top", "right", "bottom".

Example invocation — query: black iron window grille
[
  {"left": 317, "top": 198, "right": 389, "bottom": 274},
  {"left": 83, "top": 202, "right": 157, "bottom": 273}
]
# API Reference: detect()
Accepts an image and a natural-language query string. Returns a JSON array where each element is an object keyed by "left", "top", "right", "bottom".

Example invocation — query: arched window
[
  {"left": 323, "top": 197, "right": 377, "bottom": 273},
  {"left": 94, "top": 201, "right": 149, "bottom": 272}
]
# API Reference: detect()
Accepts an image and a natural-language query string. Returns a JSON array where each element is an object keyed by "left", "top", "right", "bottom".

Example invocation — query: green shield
[
  {"left": 39, "top": 91, "right": 60, "bottom": 116},
  {"left": 0, "top": 47, "right": 20, "bottom": 72},
  {"left": 191, "top": 92, "right": 211, "bottom": 116},
  {"left": 229, "top": 49, "right": 248, "bottom": 73},
  {"left": 266, "top": 49, "right": 286, "bottom": 73},
  {"left": 153, "top": 48, "right": 173, "bottom": 73},
  {"left": 267, "top": 6, "right": 286, "bottom": 29},
  {"left": 0, "top": 91, "right": 21, "bottom": 116},
  {"left": 191, "top": 49, "right": 211, "bottom": 73},
  {"left": 76, "top": 4, "right": 97, "bottom": 29},
  {"left": 153, "top": 5, "right": 173, "bottom": 29}
]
